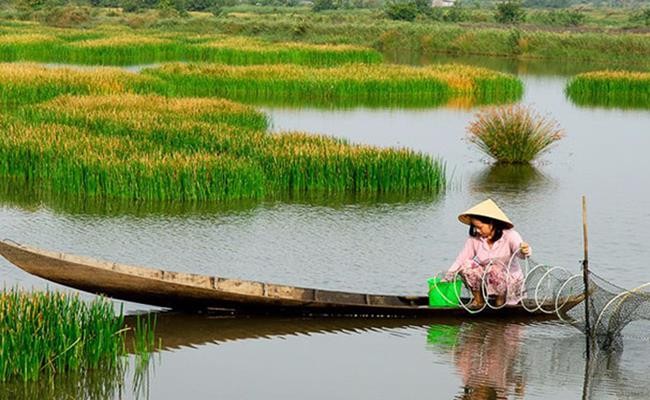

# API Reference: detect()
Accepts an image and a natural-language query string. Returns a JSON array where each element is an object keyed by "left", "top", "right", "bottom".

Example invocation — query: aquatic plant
[
  {"left": 0, "top": 289, "right": 156, "bottom": 382},
  {"left": 565, "top": 70, "right": 650, "bottom": 109},
  {"left": 144, "top": 63, "right": 523, "bottom": 108},
  {"left": 0, "top": 31, "right": 382, "bottom": 66},
  {"left": 0, "top": 63, "right": 160, "bottom": 106},
  {"left": 0, "top": 94, "right": 445, "bottom": 201},
  {"left": 466, "top": 105, "right": 564, "bottom": 164}
]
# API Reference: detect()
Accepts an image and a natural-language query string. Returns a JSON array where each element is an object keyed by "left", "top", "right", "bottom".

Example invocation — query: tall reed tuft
[
  {"left": 467, "top": 105, "right": 564, "bottom": 164},
  {"left": 566, "top": 70, "right": 650, "bottom": 109},
  {"left": 0, "top": 289, "right": 155, "bottom": 382},
  {"left": 0, "top": 31, "right": 382, "bottom": 66},
  {"left": 0, "top": 94, "right": 445, "bottom": 201},
  {"left": 144, "top": 63, "right": 523, "bottom": 108}
]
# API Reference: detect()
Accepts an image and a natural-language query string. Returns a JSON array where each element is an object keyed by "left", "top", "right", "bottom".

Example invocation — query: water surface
[{"left": 1, "top": 56, "right": 649, "bottom": 399}]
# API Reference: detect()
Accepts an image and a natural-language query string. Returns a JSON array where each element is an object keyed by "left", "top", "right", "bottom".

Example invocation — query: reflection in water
[
  {"left": 0, "top": 176, "right": 440, "bottom": 218},
  {"left": 566, "top": 90, "right": 650, "bottom": 111},
  {"left": 0, "top": 357, "right": 152, "bottom": 400},
  {"left": 127, "top": 313, "right": 650, "bottom": 400},
  {"left": 426, "top": 321, "right": 650, "bottom": 400},
  {"left": 451, "top": 323, "right": 525, "bottom": 400},
  {"left": 471, "top": 164, "right": 551, "bottom": 196},
  {"left": 396, "top": 53, "right": 650, "bottom": 77},
  {"left": 0, "top": 365, "right": 125, "bottom": 400},
  {"left": 123, "top": 313, "right": 457, "bottom": 351}
]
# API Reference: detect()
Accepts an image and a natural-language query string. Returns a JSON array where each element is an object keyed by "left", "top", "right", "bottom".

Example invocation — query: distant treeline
[
  {"left": 2, "top": 0, "right": 650, "bottom": 12},
  {"left": 523, "top": 0, "right": 647, "bottom": 7},
  {"left": 1, "top": 0, "right": 303, "bottom": 13}
]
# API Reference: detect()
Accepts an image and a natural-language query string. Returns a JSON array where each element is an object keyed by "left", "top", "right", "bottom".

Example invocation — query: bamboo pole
[{"left": 582, "top": 196, "right": 591, "bottom": 342}]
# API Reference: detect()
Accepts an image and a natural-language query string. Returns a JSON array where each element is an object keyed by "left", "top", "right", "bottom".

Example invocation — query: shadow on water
[
  {"left": 125, "top": 312, "right": 650, "bottom": 399},
  {"left": 565, "top": 91, "right": 650, "bottom": 111},
  {"left": 426, "top": 320, "right": 650, "bottom": 400},
  {"left": 431, "top": 322, "right": 527, "bottom": 400},
  {"left": 0, "top": 356, "right": 152, "bottom": 400},
  {"left": 0, "top": 176, "right": 442, "bottom": 218},
  {"left": 470, "top": 163, "right": 553, "bottom": 197},
  {"left": 122, "top": 312, "right": 550, "bottom": 353},
  {"left": 213, "top": 90, "right": 522, "bottom": 111},
  {"left": 11, "top": 312, "right": 635, "bottom": 400},
  {"left": 0, "top": 365, "right": 126, "bottom": 400},
  {"left": 387, "top": 51, "right": 650, "bottom": 77}
]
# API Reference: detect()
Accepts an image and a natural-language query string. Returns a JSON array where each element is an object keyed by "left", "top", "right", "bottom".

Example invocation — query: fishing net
[{"left": 441, "top": 253, "right": 650, "bottom": 349}]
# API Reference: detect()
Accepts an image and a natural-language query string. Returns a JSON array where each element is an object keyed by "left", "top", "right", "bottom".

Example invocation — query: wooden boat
[{"left": 0, "top": 240, "right": 583, "bottom": 317}]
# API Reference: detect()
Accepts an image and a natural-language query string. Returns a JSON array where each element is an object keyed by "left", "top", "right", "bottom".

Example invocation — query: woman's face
[{"left": 471, "top": 218, "right": 494, "bottom": 240}]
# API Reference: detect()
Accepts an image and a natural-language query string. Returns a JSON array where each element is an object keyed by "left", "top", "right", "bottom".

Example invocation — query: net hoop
[
  {"left": 534, "top": 266, "right": 570, "bottom": 314},
  {"left": 520, "top": 263, "right": 549, "bottom": 313},
  {"left": 450, "top": 270, "right": 487, "bottom": 315},
  {"left": 555, "top": 273, "right": 584, "bottom": 322},
  {"left": 594, "top": 282, "right": 650, "bottom": 338}
]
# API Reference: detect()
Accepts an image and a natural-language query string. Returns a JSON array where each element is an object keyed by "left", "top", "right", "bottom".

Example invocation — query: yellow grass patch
[{"left": 70, "top": 36, "right": 173, "bottom": 47}]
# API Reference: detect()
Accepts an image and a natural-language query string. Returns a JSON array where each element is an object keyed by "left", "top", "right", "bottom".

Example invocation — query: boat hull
[{"left": 0, "top": 240, "right": 582, "bottom": 317}]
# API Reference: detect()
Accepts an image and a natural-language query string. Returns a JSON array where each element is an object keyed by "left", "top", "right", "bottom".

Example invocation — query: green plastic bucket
[{"left": 428, "top": 277, "right": 462, "bottom": 308}]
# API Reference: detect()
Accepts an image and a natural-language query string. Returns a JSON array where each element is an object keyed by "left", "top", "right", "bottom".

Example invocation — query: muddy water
[{"left": 1, "top": 58, "right": 650, "bottom": 399}]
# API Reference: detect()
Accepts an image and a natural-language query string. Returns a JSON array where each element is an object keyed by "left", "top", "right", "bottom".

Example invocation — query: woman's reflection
[{"left": 432, "top": 322, "right": 525, "bottom": 400}]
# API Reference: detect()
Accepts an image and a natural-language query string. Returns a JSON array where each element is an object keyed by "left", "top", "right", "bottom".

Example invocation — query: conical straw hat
[{"left": 458, "top": 199, "right": 514, "bottom": 229}]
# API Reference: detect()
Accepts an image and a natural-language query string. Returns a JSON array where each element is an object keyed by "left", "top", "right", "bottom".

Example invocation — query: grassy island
[
  {"left": 0, "top": 88, "right": 445, "bottom": 201},
  {"left": 144, "top": 62, "right": 523, "bottom": 108},
  {"left": 566, "top": 71, "right": 650, "bottom": 109},
  {"left": 0, "top": 29, "right": 383, "bottom": 66}
]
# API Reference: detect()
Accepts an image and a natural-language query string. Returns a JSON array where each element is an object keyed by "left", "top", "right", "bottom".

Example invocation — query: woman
[{"left": 445, "top": 199, "right": 531, "bottom": 308}]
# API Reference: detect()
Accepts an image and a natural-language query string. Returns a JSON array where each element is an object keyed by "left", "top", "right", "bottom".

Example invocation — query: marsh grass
[
  {"left": 467, "top": 105, "right": 564, "bottom": 164},
  {"left": 565, "top": 70, "right": 650, "bottom": 109},
  {"left": 0, "top": 31, "right": 382, "bottom": 66},
  {"left": 0, "top": 63, "right": 161, "bottom": 106},
  {"left": 0, "top": 289, "right": 156, "bottom": 383},
  {"left": 145, "top": 63, "right": 523, "bottom": 108},
  {"left": 0, "top": 93, "right": 445, "bottom": 200}
]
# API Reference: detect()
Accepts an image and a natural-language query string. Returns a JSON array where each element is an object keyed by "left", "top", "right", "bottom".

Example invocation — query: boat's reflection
[
  {"left": 123, "top": 312, "right": 467, "bottom": 351},
  {"left": 121, "top": 312, "right": 649, "bottom": 400}
]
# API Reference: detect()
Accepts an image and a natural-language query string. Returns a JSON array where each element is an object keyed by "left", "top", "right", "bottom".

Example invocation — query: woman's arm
[
  {"left": 509, "top": 230, "right": 531, "bottom": 258},
  {"left": 445, "top": 238, "right": 475, "bottom": 280}
]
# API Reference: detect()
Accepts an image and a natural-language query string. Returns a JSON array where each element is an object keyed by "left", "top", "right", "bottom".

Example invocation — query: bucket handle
[{"left": 431, "top": 273, "right": 460, "bottom": 307}]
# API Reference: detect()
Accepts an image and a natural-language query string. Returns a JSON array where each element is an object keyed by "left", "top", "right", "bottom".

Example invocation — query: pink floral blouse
[{"left": 446, "top": 229, "right": 527, "bottom": 305}]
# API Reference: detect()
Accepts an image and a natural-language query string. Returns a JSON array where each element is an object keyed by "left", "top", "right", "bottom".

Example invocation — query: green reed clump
[
  {"left": 0, "top": 93, "right": 445, "bottom": 201},
  {"left": 0, "top": 32, "right": 382, "bottom": 66},
  {"left": 0, "top": 63, "right": 162, "bottom": 106},
  {"left": 144, "top": 63, "right": 523, "bottom": 108},
  {"left": 0, "top": 289, "right": 129, "bottom": 382},
  {"left": 565, "top": 70, "right": 650, "bottom": 109},
  {"left": 467, "top": 105, "right": 564, "bottom": 164},
  {"left": 261, "top": 133, "right": 446, "bottom": 195}
]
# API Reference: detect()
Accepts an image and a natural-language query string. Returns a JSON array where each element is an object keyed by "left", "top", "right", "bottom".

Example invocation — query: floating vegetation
[
  {"left": 0, "top": 31, "right": 382, "bottom": 66},
  {"left": 144, "top": 63, "right": 523, "bottom": 108},
  {"left": 0, "top": 94, "right": 445, "bottom": 201},
  {"left": 565, "top": 71, "right": 650, "bottom": 109},
  {"left": 467, "top": 105, "right": 564, "bottom": 164},
  {"left": 0, "top": 289, "right": 155, "bottom": 383}
]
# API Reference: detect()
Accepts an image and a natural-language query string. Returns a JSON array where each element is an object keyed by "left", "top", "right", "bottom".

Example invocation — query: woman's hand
[{"left": 520, "top": 242, "right": 532, "bottom": 257}]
